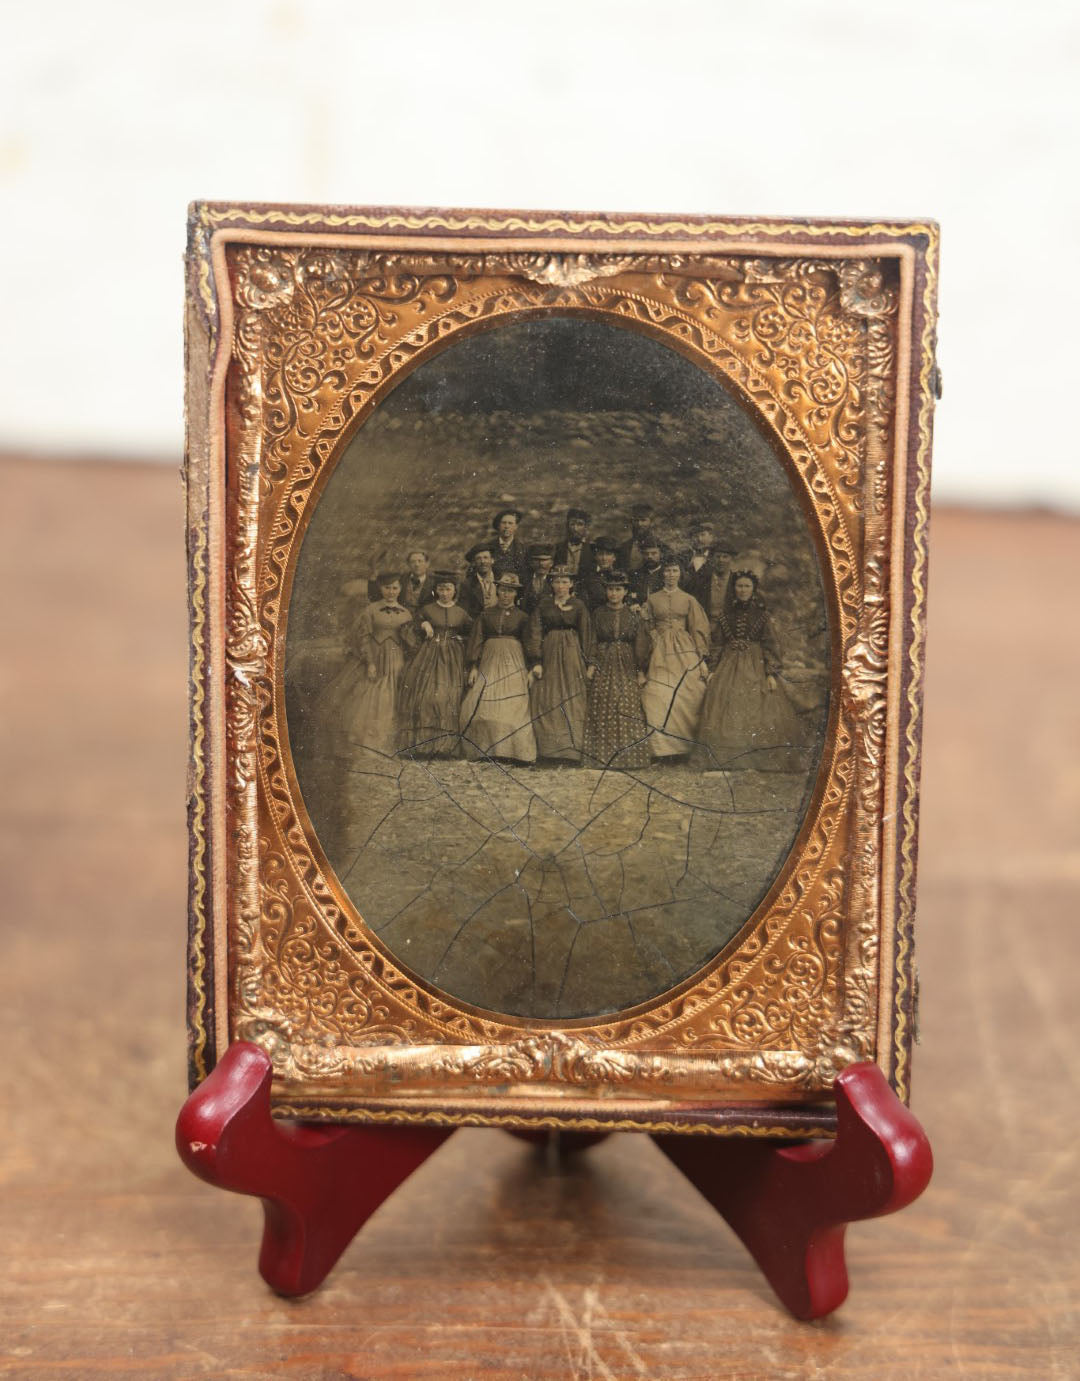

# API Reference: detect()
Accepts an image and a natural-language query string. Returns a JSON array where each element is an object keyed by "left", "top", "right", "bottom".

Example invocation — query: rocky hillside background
[{"left": 290, "top": 403, "right": 829, "bottom": 670}]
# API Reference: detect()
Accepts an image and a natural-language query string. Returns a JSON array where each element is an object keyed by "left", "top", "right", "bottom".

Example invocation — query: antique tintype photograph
[
  {"left": 185, "top": 206, "right": 938, "bottom": 1133},
  {"left": 285, "top": 318, "right": 829, "bottom": 1020}
]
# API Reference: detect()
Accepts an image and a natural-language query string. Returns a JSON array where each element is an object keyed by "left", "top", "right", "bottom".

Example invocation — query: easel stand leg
[
  {"left": 652, "top": 1063, "right": 933, "bottom": 1319},
  {"left": 177, "top": 1047, "right": 931, "bottom": 1316},
  {"left": 176, "top": 1044, "right": 451, "bottom": 1296}
]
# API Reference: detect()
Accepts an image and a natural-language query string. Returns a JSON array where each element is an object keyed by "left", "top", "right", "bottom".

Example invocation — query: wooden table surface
[{"left": 2, "top": 457, "right": 1077, "bottom": 1380}]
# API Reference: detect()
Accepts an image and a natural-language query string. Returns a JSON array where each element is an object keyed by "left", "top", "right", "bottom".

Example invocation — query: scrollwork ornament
[{"left": 503, "top": 253, "right": 650, "bottom": 289}]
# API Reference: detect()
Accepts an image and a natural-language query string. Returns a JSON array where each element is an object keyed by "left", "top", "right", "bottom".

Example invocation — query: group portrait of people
[{"left": 314, "top": 501, "right": 809, "bottom": 783}]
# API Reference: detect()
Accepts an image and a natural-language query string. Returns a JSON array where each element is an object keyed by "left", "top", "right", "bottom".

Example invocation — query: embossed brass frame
[{"left": 185, "top": 203, "right": 938, "bottom": 1136}]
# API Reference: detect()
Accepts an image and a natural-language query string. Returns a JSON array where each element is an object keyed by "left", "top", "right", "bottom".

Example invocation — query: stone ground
[{"left": 320, "top": 755, "right": 812, "bottom": 1018}]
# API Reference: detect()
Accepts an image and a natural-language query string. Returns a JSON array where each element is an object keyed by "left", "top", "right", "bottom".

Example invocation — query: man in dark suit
[
  {"left": 552, "top": 508, "right": 595, "bottom": 578},
  {"left": 617, "top": 502, "right": 658, "bottom": 574},
  {"left": 398, "top": 548, "right": 439, "bottom": 612},
  {"left": 459, "top": 541, "right": 498, "bottom": 617},
  {"left": 523, "top": 544, "right": 555, "bottom": 613},
  {"left": 680, "top": 522, "right": 735, "bottom": 622},
  {"left": 629, "top": 537, "right": 669, "bottom": 608},
  {"left": 490, "top": 507, "right": 530, "bottom": 583}
]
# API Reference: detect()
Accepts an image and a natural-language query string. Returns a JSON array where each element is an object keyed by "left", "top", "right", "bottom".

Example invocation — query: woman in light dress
[
  {"left": 459, "top": 573, "right": 537, "bottom": 764},
  {"left": 320, "top": 572, "right": 414, "bottom": 762},
  {"left": 640, "top": 558, "right": 710, "bottom": 760},
  {"left": 312, "top": 572, "right": 414, "bottom": 862},
  {"left": 695, "top": 571, "right": 805, "bottom": 772}
]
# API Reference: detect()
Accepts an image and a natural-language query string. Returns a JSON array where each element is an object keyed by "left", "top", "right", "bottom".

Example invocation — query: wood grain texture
[{"left": 1, "top": 456, "right": 1077, "bottom": 1379}]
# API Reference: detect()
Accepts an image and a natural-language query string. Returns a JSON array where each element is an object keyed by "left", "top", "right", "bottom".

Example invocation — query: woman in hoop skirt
[
  {"left": 695, "top": 570, "right": 805, "bottom": 772},
  {"left": 525, "top": 565, "right": 594, "bottom": 761},
  {"left": 640, "top": 557, "right": 710, "bottom": 760},
  {"left": 398, "top": 571, "right": 472, "bottom": 757},
  {"left": 311, "top": 571, "right": 413, "bottom": 864},
  {"left": 459, "top": 573, "right": 537, "bottom": 764},
  {"left": 321, "top": 571, "right": 413, "bottom": 765},
  {"left": 582, "top": 569, "right": 652, "bottom": 770}
]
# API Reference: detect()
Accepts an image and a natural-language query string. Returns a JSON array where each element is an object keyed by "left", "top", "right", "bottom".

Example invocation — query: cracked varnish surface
[
  {"left": 3, "top": 456, "right": 1077, "bottom": 1379},
  {"left": 326, "top": 757, "right": 807, "bottom": 1017}
]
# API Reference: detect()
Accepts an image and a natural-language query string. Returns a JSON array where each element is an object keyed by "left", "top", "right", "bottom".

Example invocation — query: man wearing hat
[
  {"left": 579, "top": 536, "right": 620, "bottom": 610},
  {"left": 680, "top": 521, "right": 735, "bottom": 622},
  {"left": 459, "top": 540, "right": 499, "bottom": 617},
  {"left": 617, "top": 502, "right": 658, "bottom": 574},
  {"left": 490, "top": 507, "right": 529, "bottom": 583},
  {"left": 553, "top": 507, "right": 595, "bottom": 578},
  {"left": 629, "top": 536, "right": 670, "bottom": 608},
  {"left": 523, "top": 544, "right": 555, "bottom": 613}
]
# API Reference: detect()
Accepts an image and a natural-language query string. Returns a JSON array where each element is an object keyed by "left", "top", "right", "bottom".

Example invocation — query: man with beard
[
  {"left": 553, "top": 507, "right": 595, "bottom": 578},
  {"left": 617, "top": 502, "right": 658, "bottom": 574},
  {"left": 680, "top": 522, "right": 735, "bottom": 623},
  {"left": 630, "top": 537, "right": 669, "bottom": 608},
  {"left": 459, "top": 540, "right": 499, "bottom": 617},
  {"left": 523, "top": 544, "right": 555, "bottom": 613}
]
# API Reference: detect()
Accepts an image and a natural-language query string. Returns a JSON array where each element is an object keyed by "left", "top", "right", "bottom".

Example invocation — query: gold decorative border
[
  {"left": 184, "top": 205, "right": 938, "bottom": 1134},
  {"left": 892, "top": 227, "right": 940, "bottom": 1099},
  {"left": 186, "top": 518, "right": 210, "bottom": 1081},
  {"left": 234, "top": 254, "right": 861, "bottom": 1076},
  {"left": 280, "top": 1106, "right": 834, "bottom": 1138}
]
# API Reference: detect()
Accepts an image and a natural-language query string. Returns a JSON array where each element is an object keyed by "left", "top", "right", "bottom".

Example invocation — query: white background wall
[{"left": 3, "top": 0, "right": 1078, "bottom": 507}]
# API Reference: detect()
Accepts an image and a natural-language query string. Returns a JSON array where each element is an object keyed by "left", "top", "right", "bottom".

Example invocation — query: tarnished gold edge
[
  {"left": 273, "top": 1104, "right": 834, "bottom": 1138},
  {"left": 184, "top": 259, "right": 214, "bottom": 1086},
  {"left": 187, "top": 515, "right": 210, "bottom": 1082},
  {"left": 194, "top": 206, "right": 933, "bottom": 339},
  {"left": 893, "top": 227, "right": 940, "bottom": 1100},
  {"left": 198, "top": 204, "right": 936, "bottom": 242},
  {"left": 185, "top": 223, "right": 231, "bottom": 1080},
  {"left": 874, "top": 256, "right": 914, "bottom": 1087}
]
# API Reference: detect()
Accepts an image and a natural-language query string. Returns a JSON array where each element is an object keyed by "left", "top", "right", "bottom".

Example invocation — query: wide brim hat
[
  {"left": 548, "top": 564, "right": 574, "bottom": 579},
  {"left": 492, "top": 507, "right": 523, "bottom": 527},
  {"left": 603, "top": 569, "right": 630, "bottom": 586},
  {"left": 527, "top": 543, "right": 555, "bottom": 559},
  {"left": 465, "top": 541, "right": 494, "bottom": 564},
  {"left": 495, "top": 571, "right": 522, "bottom": 589}
]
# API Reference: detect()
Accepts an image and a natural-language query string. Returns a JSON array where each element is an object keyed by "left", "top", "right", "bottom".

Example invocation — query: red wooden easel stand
[{"left": 177, "top": 1042, "right": 932, "bottom": 1319}]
